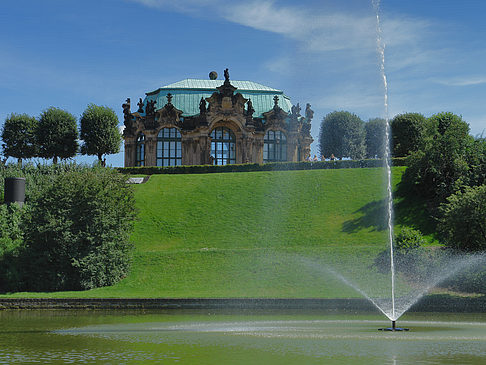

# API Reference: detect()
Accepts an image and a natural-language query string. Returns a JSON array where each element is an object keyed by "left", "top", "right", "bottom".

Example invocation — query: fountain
[
  {"left": 372, "top": 0, "right": 402, "bottom": 330},
  {"left": 301, "top": 0, "right": 486, "bottom": 331}
]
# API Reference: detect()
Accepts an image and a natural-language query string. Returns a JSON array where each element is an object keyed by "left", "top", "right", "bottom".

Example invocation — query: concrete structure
[{"left": 122, "top": 70, "right": 313, "bottom": 167}]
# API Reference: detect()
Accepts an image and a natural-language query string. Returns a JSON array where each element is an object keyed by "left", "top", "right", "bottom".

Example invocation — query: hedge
[{"left": 118, "top": 158, "right": 407, "bottom": 175}]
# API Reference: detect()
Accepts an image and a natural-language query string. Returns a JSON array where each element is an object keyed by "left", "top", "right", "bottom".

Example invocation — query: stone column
[{"left": 144, "top": 131, "right": 157, "bottom": 166}]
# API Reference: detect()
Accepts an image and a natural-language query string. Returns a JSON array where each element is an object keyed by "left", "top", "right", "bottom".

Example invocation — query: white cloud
[
  {"left": 432, "top": 76, "right": 486, "bottom": 87},
  {"left": 128, "top": 0, "right": 431, "bottom": 54}
]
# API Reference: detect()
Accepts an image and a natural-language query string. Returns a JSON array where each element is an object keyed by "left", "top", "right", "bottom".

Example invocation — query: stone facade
[{"left": 122, "top": 70, "right": 313, "bottom": 167}]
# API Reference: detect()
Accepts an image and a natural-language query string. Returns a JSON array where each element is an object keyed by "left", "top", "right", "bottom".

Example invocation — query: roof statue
[
  {"left": 305, "top": 103, "right": 314, "bottom": 122},
  {"left": 273, "top": 95, "right": 279, "bottom": 108},
  {"left": 137, "top": 98, "right": 144, "bottom": 113},
  {"left": 146, "top": 99, "right": 156, "bottom": 116},
  {"left": 122, "top": 98, "right": 130, "bottom": 117},
  {"left": 199, "top": 97, "right": 207, "bottom": 115},
  {"left": 246, "top": 98, "right": 255, "bottom": 117},
  {"left": 224, "top": 68, "right": 230, "bottom": 82},
  {"left": 291, "top": 103, "right": 301, "bottom": 117}
]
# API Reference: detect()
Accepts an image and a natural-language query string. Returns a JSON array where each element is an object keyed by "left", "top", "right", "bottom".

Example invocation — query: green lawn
[{"left": 5, "top": 166, "right": 426, "bottom": 299}]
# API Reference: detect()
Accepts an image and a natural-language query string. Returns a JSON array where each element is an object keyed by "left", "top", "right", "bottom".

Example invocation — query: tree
[
  {"left": 37, "top": 107, "right": 78, "bottom": 164},
  {"left": 318, "top": 111, "right": 365, "bottom": 160},
  {"left": 80, "top": 104, "right": 122, "bottom": 165},
  {"left": 1, "top": 113, "right": 38, "bottom": 165},
  {"left": 439, "top": 185, "right": 486, "bottom": 252},
  {"left": 364, "top": 118, "right": 386, "bottom": 158},
  {"left": 24, "top": 166, "right": 136, "bottom": 291},
  {"left": 391, "top": 113, "right": 427, "bottom": 157},
  {"left": 401, "top": 112, "right": 473, "bottom": 204}
]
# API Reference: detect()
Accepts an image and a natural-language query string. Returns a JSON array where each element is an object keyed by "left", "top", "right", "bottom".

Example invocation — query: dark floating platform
[
  {"left": 378, "top": 320, "right": 409, "bottom": 331},
  {"left": 378, "top": 327, "right": 409, "bottom": 331}
]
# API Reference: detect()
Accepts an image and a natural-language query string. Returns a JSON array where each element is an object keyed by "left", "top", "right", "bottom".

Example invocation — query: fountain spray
[{"left": 372, "top": 0, "right": 408, "bottom": 332}]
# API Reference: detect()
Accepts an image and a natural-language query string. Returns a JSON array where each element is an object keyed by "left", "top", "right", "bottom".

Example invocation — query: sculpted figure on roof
[
  {"left": 199, "top": 97, "right": 207, "bottom": 115},
  {"left": 224, "top": 68, "right": 230, "bottom": 82},
  {"left": 305, "top": 103, "right": 314, "bottom": 122},
  {"left": 137, "top": 98, "right": 144, "bottom": 113}
]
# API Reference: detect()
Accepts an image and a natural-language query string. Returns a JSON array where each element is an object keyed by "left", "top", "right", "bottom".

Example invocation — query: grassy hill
[{"left": 7, "top": 166, "right": 428, "bottom": 299}]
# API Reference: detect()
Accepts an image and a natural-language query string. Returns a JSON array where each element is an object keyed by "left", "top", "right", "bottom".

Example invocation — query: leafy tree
[
  {"left": 37, "top": 107, "right": 78, "bottom": 164},
  {"left": 466, "top": 136, "right": 486, "bottom": 188},
  {"left": 319, "top": 111, "right": 365, "bottom": 160},
  {"left": 391, "top": 113, "right": 427, "bottom": 157},
  {"left": 1, "top": 113, "right": 38, "bottom": 165},
  {"left": 80, "top": 104, "right": 122, "bottom": 165},
  {"left": 401, "top": 112, "right": 473, "bottom": 204},
  {"left": 439, "top": 185, "right": 486, "bottom": 252},
  {"left": 24, "top": 166, "right": 136, "bottom": 291},
  {"left": 364, "top": 118, "right": 386, "bottom": 158}
]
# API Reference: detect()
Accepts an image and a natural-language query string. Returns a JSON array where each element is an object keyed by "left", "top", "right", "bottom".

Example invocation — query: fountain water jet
[{"left": 372, "top": 0, "right": 402, "bottom": 330}]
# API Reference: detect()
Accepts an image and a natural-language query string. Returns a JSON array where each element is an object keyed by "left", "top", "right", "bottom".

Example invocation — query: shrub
[
  {"left": 0, "top": 203, "right": 25, "bottom": 291},
  {"left": 439, "top": 184, "right": 486, "bottom": 252},
  {"left": 395, "top": 227, "right": 425, "bottom": 253},
  {"left": 23, "top": 166, "right": 136, "bottom": 291}
]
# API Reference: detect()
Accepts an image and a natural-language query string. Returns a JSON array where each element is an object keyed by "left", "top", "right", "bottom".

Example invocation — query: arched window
[
  {"left": 136, "top": 133, "right": 145, "bottom": 166},
  {"left": 210, "top": 126, "right": 236, "bottom": 165},
  {"left": 157, "top": 127, "right": 182, "bottom": 166},
  {"left": 264, "top": 130, "right": 287, "bottom": 162}
]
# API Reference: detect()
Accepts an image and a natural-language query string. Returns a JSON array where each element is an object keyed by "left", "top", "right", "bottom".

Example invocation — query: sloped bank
[{"left": 0, "top": 296, "right": 484, "bottom": 312}]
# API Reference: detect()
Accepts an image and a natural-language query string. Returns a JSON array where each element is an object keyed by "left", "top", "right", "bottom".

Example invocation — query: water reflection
[{"left": 1, "top": 310, "right": 486, "bottom": 364}]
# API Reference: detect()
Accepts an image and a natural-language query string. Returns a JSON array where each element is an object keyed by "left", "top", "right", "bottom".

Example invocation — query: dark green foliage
[
  {"left": 118, "top": 158, "right": 407, "bottom": 175},
  {"left": 365, "top": 118, "right": 386, "bottom": 158},
  {"left": 80, "top": 104, "right": 122, "bottom": 164},
  {"left": 1, "top": 113, "right": 38, "bottom": 165},
  {"left": 318, "top": 111, "right": 366, "bottom": 160},
  {"left": 24, "top": 167, "right": 136, "bottom": 291},
  {"left": 0, "top": 204, "right": 26, "bottom": 291},
  {"left": 391, "top": 113, "right": 427, "bottom": 157},
  {"left": 401, "top": 112, "right": 473, "bottom": 204},
  {"left": 467, "top": 137, "right": 486, "bottom": 188},
  {"left": 37, "top": 107, "right": 78, "bottom": 163},
  {"left": 439, "top": 185, "right": 486, "bottom": 252},
  {"left": 374, "top": 227, "right": 425, "bottom": 274},
  {"left": 394, "top": 227, "right": 425, "bottom": 253}
]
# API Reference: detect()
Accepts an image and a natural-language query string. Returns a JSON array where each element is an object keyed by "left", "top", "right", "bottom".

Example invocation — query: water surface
[{"left": 1, "top": 310, "right": 486, "bottom": 364}]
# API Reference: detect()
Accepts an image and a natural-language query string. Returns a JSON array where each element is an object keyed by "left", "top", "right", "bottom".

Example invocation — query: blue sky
[{"left": 1, "top": 0, "right": 485, "bottom": 167}]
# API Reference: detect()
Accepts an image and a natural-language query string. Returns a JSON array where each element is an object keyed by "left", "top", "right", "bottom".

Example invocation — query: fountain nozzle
[{"left": 378, "top": 320, "right": 409, "bottom": 332}]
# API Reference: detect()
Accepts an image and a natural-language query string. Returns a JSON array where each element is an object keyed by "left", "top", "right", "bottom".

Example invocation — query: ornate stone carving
[
  {"left": 146, "top": 99, "right": 157, "bottom": 116},
  {"left": 137, "top": 98, "right": 144, "bottom": 113},
  {"left": 305, "top": 103, "right": 314, "bottom": 122},
  {"left": 122, "top": 98, "right": 135, "bottom": 136},
  {"left": 291, "top": 103, "right": 301, "bottom": 118},
  {"left": 206, "top": 71, "right": 247, "bottom": 117},
  {"left": 263, "top": 97, "right": 288, "bottom": 130},
  {"left": 199, "top": 97, "right": 207, "bottom": 115}
]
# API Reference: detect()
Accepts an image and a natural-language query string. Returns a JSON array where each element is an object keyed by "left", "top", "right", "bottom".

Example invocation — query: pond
[{"left": 1, "top": 310, "right": 486, "bottom": 364}]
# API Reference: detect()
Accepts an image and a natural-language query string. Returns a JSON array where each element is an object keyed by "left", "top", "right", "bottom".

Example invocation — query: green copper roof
[{"left": 143, "top": 79, "right": 292, "bottom": 118}]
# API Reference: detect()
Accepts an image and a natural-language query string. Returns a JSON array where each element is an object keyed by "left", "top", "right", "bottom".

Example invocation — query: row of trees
[
  {"left": 1, "top": 104, "right": 121, "bottom": 166},
  {"left": 398, "top": 112, "right": 486, "bottom": 251},
  {"left": 318, "top": 111, "right": 429, "bottom": 160},
  {"left": 318, "top": 110, "right": 485, "bottom": 252}
]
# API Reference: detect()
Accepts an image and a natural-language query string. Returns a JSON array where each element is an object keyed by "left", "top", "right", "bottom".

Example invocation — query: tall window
[
  {"left": 157, "top": 128, "right": 182, "bottom": 166},
  {"left": 210, "top": 126, "right": 236, "bottom": 165},
  {"left": 136, "top": 133, "right": 145, "bottom": 166},
  {"left": 264, "top": 130, "right": 287, "bottom": 162}
]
